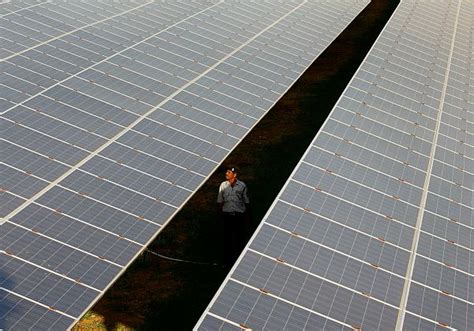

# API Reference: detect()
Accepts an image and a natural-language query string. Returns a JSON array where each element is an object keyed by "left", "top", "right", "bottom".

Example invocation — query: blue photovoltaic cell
[
  {"left": 196, "top": 1, "right": 473, "bottom": 330},
  {"left": 0, "top": 289, "right": 74, "bottom": 331},
  {"left": 1, "top": 0, "right": 370, "bottom": 328}
]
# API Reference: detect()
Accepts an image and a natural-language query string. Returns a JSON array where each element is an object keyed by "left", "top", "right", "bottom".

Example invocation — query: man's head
[{"left": 225, "top": 165, "right": 239, "bottom": 182}]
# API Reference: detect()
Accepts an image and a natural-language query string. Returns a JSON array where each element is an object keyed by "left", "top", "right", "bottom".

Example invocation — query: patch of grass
[{"left": 74, "top": 311, "right": 107, "bottom": 330}]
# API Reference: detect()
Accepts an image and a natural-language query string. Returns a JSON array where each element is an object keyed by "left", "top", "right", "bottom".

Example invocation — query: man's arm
[
  {"left": 217, "top": 182, "right": 224, "bottom": 213},
  {"left": 242, "top": 185, "right": 251, "bottom": 236},
  {"left": 242, "top": 185, "right": 250, "bottom": 204}
]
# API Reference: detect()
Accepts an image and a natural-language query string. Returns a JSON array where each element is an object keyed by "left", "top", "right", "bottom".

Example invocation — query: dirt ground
[{"left": 73, "top": 1, "right": 399, "bottom": 330}]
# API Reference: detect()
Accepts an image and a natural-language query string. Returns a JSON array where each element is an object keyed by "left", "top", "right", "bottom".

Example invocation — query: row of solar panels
[
  {"left": 196, "top": 0, "right": 473, "bottom": 330},
  {"left": 1, "top": 0, "right": 372, "bottom": 329},
  {"left": 1, "top": 0, "right": 472, "bottom": 330}
]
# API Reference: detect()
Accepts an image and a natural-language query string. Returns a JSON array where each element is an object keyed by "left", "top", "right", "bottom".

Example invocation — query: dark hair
[{"left": 225, "top": 165, "right": 239, "bottom": 174}]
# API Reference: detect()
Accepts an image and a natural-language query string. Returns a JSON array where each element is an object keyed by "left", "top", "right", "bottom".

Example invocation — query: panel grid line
[
  {"left": 265, "top": 218, "right": 473, "bottom": 277},
  {"left": 5, "top": 221, "right": 124, "bottom": 268},
  {"left": 310, "top": 145, "right": 423, "bottom": 190},
  {"left": 319, "top": 130, "right": 429, "bottom": 173},
  {"left": 1, "top": 251, "right": 101, "bottom": 292},
  {"left": 0, "top": 2, "right": 50, "bottom": 18},
  {"left": 273, "top": 199, "right": 411, "bottom": 253},
  {"left": 228, "top": 278, "right": 353, "bottom": 330},
  {"left": 329, "top": 115, "right": 433, "bottom": 149},
  {"left": 262, "top": 222, "right": 406, "bottom": 280},
  {"left": 289, "top": 178, "right": 417, "bottom": 229},
  {"left": 1, "top": 1, "right": 223, "bottom": 115},
  {"left": 58, "top": 80, "right": 232, "bottom": 152},
  {"left": 2, "top": 159, "right": 165, "bottom": 226},
  {"left": 298, "top": 160, "right": 421, "bottom": 208},
  {"left": 0, "top": 287, "right": 76, "bottom": 320},
  {"left": 395, "top": 1, "right": 464, "bottom": 328},
  {"left": 0, "top": 0, "right": 155, "bottom": 63},
  {"left": 3, "top": 184, "right": 144, "bottom": 246},
  {"left": 247, "top": 248, "right": 403, "bottom": 311}
]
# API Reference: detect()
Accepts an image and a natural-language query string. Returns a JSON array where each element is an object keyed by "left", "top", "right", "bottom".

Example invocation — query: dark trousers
[{"left": 221, "top": 212, "right": 246, "bottom": 266}]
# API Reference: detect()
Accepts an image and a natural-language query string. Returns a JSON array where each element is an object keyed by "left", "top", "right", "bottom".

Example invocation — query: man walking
[{"left": 217, "top": 165, "right": 250, "bottom": 266}]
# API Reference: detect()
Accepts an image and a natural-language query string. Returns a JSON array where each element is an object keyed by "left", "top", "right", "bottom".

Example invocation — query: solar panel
[
  {"left": 0, "top": 0, "right": 370, "bottom": 328},
  {"left": 196, "top": 1, "right": 473, "bottom": 330}
]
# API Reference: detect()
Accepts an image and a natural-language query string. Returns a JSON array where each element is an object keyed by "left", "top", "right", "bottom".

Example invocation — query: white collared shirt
[{"left": 217, "top": 179, "right": 249, "bottom": 213}]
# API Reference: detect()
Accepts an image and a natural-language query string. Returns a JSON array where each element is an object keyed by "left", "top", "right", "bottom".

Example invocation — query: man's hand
[{"left": 217, "top": 203, "right": 224, "bottom": 214}]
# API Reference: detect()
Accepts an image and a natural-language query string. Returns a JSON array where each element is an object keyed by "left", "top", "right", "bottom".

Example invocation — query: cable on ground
[{"left": 145, "top": 248, "right": 220, "bottom": 266}]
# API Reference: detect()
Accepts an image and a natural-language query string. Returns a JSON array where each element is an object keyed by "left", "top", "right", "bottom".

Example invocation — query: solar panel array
[
  {"left": 0, "top": 0, "right": 370, "bottom": 329},
  {"left": 196, "top": 1, "right": 473, "bottom": 330}
]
